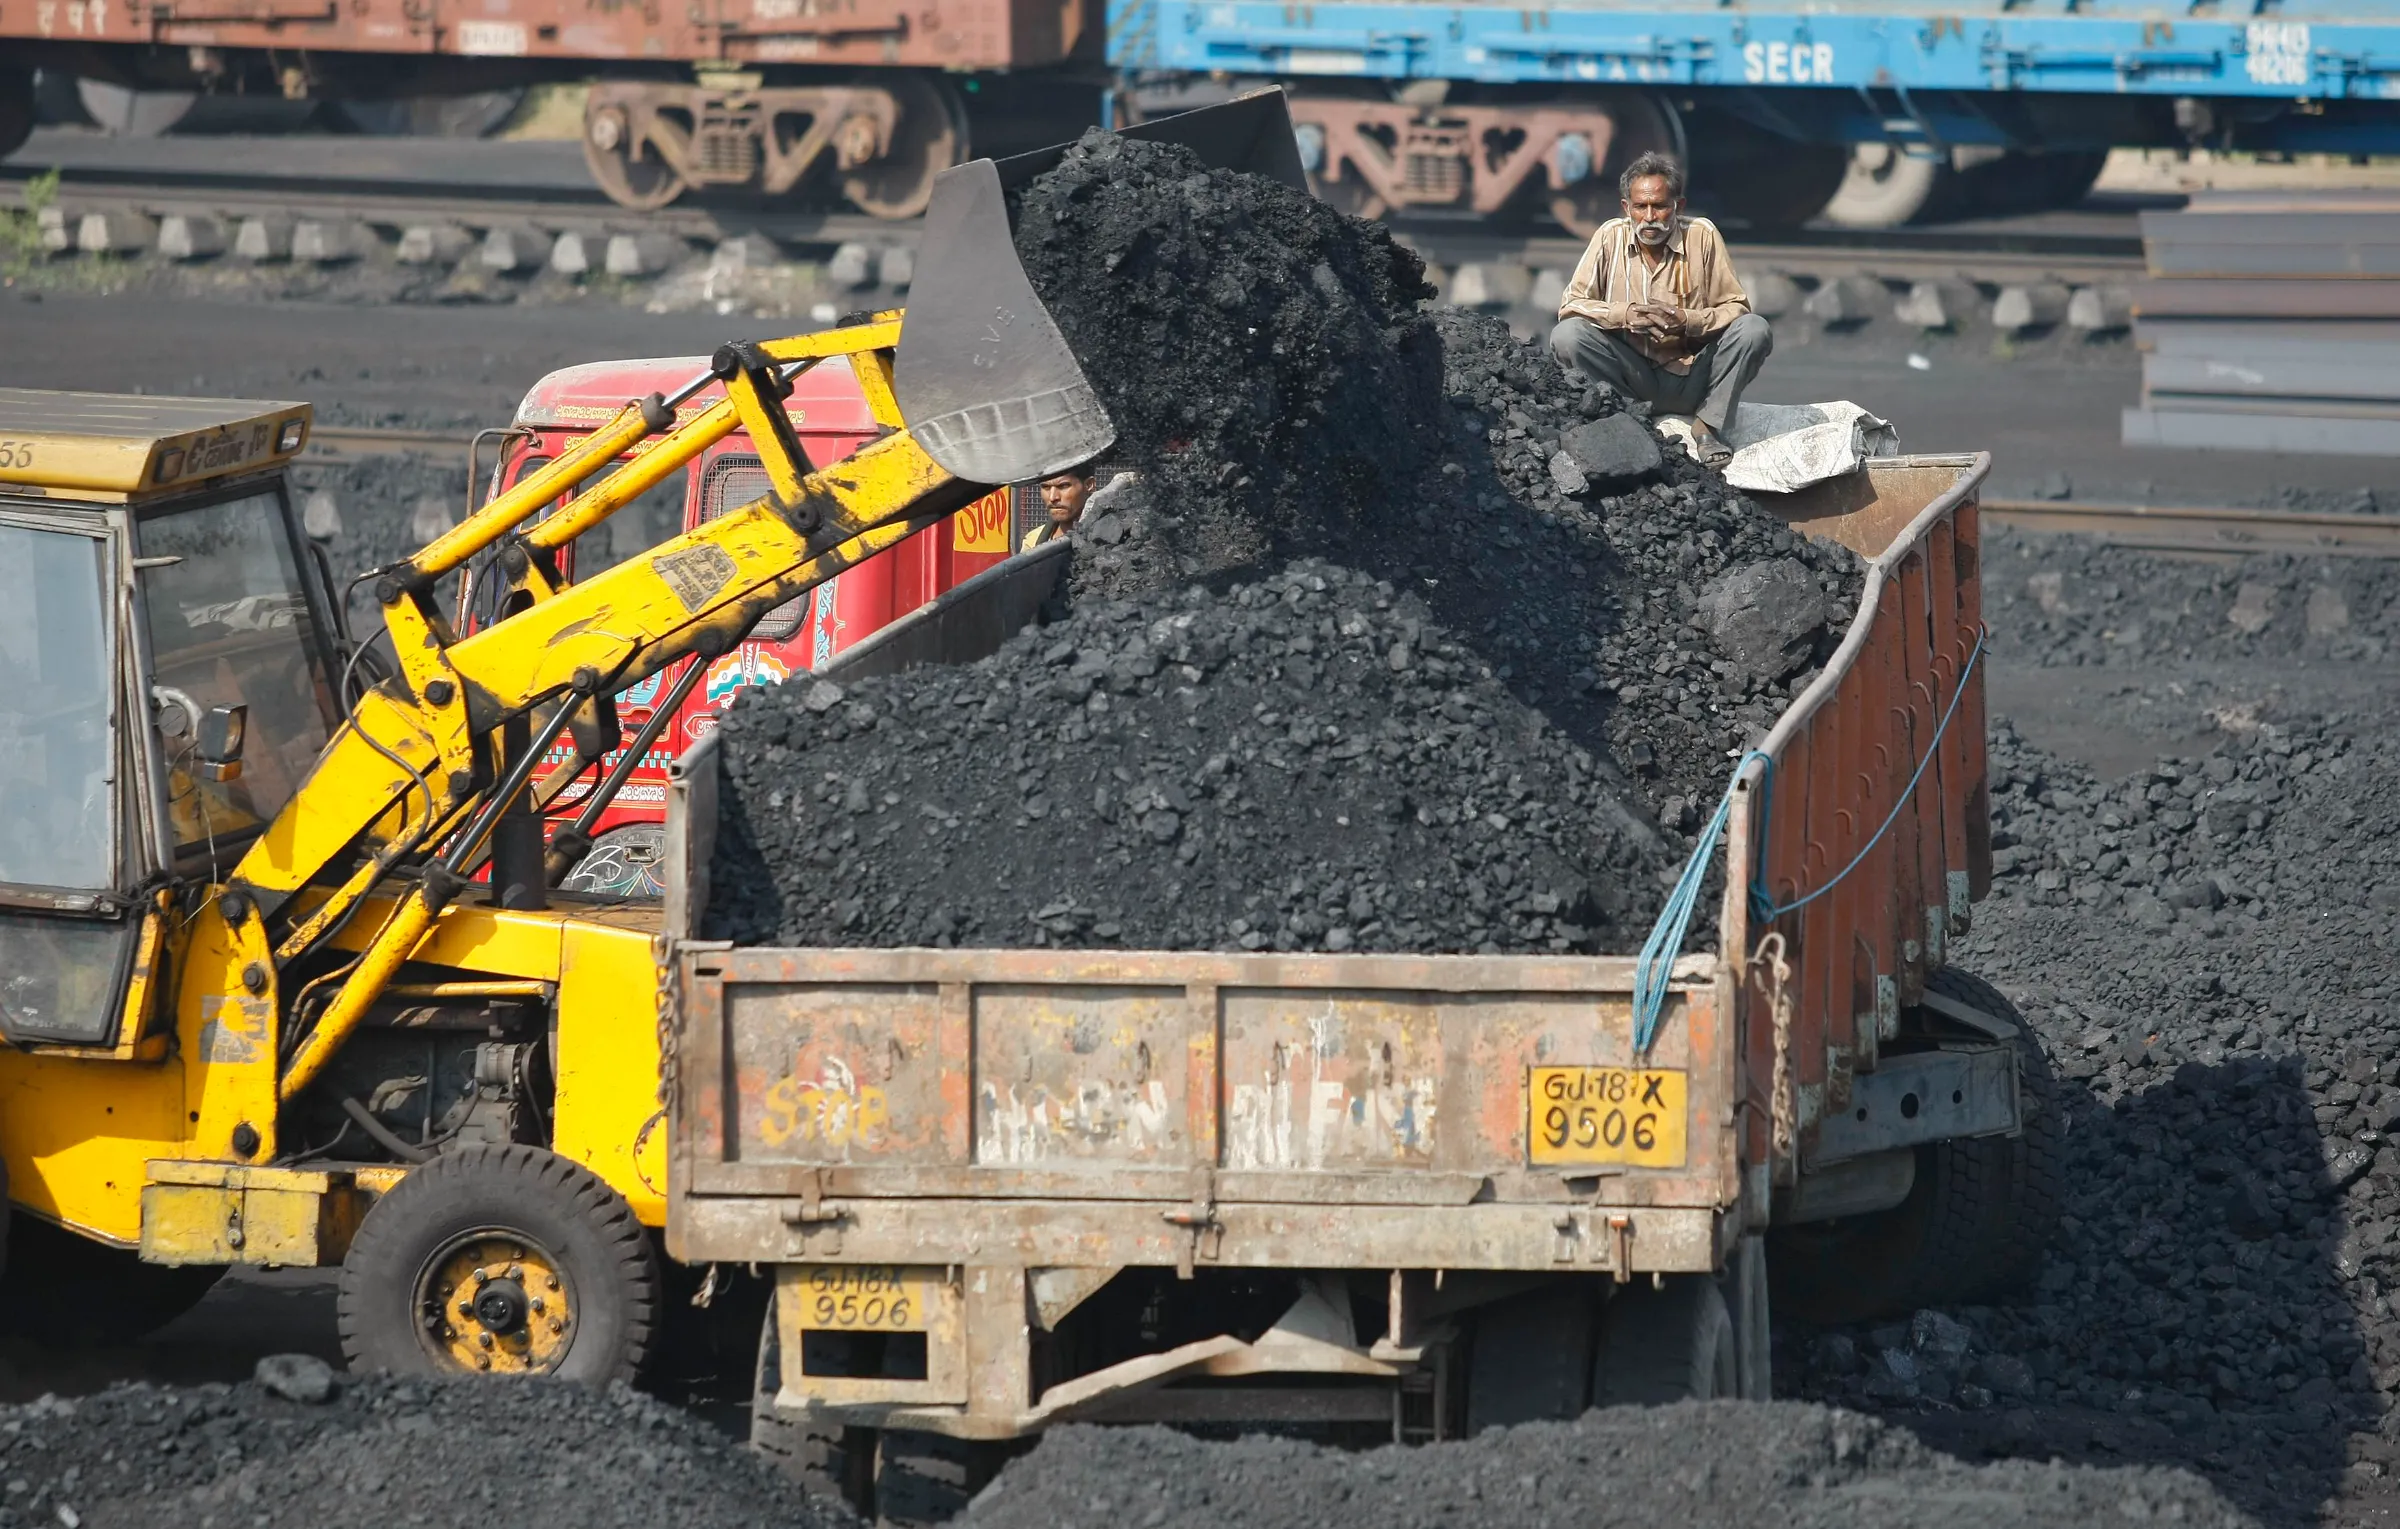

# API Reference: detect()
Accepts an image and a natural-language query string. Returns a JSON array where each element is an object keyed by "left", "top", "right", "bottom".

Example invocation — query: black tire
[
  {"left": 751, "top": 1295, "right": 873, "bottom": 1511},
  {"left": 1770, "top": 967, "right": 2064, "bottom": 1323},
  {"left": 0, "top": 1213, "right": 223, "bottom": 1345},
  {"left": 1465, "top": 1279, "right": 1598, "bottom": 1433},
  {"left": 1919, "top": 966, "right": 2066, "bottom": 1305},
  {"left": 1594, "top": 1275, "right": 1737, "bottom": 1405},
  {"left": 338, "top": 1144, "right": 660, "bottom": 1383},
  {"left": 875, "top": 1429, "right": 1000, "bottom": 1527}
]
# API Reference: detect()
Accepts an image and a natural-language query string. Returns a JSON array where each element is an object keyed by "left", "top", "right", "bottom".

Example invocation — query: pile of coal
[
  {"left": 963, "top": 1404, "right": 2253, "bottom": 1529},
  {"left": 713, "top": 137, "right": 1869, "bottom": 952},
  {"left": 1983, "top": 528, "right": 2397, "bottom": 668},
  {"left": 0, "top": 1367, "right": 847, "bottom": 1529},
  {"left": 1011, "top": 129, "right": 1444, "bottom": 580},
  {"left": 1789, "top": 694, "right": 2400, "bottom": 1519},
  {"left": 1013, "top": 135, "right": 1862, "bottom": 821},
  {"left": 707, "top": 561, "right": 1668, "bottom": 954}
]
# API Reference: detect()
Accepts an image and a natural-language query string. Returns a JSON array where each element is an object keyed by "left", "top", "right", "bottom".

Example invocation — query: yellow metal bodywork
[
  {"left": 0, "top": 389, "right": 309, "bottom": 500},
  {"left": 5, "top": 312, "right": 969, "bottom": 1269}
]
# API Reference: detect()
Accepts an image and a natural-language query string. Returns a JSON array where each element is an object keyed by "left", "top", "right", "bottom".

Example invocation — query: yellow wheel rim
[{"left": 413, "top": 1231, "right": 576, "bottom": 1375}]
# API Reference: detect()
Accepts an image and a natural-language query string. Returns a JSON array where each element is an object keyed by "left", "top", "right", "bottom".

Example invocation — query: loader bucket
[{"left": 892, "top": 90, "right": 1306, "bottom": 486}]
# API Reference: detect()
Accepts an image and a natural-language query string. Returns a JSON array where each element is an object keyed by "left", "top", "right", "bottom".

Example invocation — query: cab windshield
[
  {"left": 136, "top": 486, "right": 341, "bottom": 857},
  {"left": 0, "top": 519, "right": 115, "bottom": 891}
]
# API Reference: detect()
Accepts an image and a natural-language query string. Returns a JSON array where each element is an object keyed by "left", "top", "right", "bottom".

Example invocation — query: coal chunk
[
  {"left": 1558, "top": 412, "right": 1665, "bottom": 492},
  {"left": 1698, "top": 558, "right": 1828, "bottom": 681}
]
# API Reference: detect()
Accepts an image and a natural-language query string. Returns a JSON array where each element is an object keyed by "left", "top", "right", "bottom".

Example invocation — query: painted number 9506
[
  {"left": 1527, "top": 1066, "right": 1688, "bottom": 1168},
  {"left": 798, "top": 1265, "right": 929, "bottom": 1332}
]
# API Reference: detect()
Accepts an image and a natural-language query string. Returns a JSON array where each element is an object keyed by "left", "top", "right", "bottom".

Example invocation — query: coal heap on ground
[
  {"left": 963, "top": 1405, "right": 2253, "bottom": 1529},
  {"left": 706, "top": 562, "right": 1666, "bottom": 953},
  {"left": 0, "top": 1369, "right": 849, "bottom": 1529},
  {"left": 711, "top": 134, "right": 1865, "bottom": 952}
]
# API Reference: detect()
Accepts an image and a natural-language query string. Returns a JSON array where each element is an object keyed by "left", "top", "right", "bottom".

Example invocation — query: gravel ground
[
  {"left": 1982, "top": 526, "right": 2399, "bottom": 667},
  {"left": 966, "top": 1405, "right": 2254, "bottom": 1529},
  {"left": 0, "top": 1366, "right": 850, "bottom": 1529}
]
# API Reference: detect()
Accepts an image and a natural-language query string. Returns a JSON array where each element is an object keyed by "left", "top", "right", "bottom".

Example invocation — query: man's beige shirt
[{"left": 1557, "top": 215, "right": 1751, "bottom": 374}]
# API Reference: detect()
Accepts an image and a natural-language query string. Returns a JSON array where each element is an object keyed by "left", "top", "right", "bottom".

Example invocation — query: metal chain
[
  {"left": 633, "top": 931, "right": 679, "bottom": 1198},
  {"left": 1754, "top": 931, "right": 1798, "bottom": 1164}
]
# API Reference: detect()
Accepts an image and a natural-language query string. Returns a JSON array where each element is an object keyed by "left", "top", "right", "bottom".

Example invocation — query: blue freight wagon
[{"left": 1110, "top": 0, "right": 2400, "bottom": 226}]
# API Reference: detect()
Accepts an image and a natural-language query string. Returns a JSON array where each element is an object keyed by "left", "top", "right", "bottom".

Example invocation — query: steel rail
[
  {"left": 3, "top": 158, "right": 2148, "bottom": 279},
  {"left": 1982, "top": 498, "right": 2400, "bottom": 557}
]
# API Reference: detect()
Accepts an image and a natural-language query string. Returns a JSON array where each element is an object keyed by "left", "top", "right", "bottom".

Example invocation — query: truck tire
[
  {"left": 0, "top": 1214, "right": 223, "bottom": 1345},
  {"left": 1915, "top": 966, "right": 2066, "bottom": 1306},
  {"left": 338, "top": 1144, "right": 659, "bottom": 1383},
  {"left": 1464, "top": 1279, "right": 1598, "bottom": 1432},
  {"left": 874, "top": 1429, "right": 1001, "bottom": 1527},
  {"left": 1770, "top": 967, "right": 2064, "bottom": 1323},
  {"left": 751, "top": 1297, "right": 873, "bottom": 1511},
  {"left": 1593, "top": 1276, "right": 1737, "bottom": 1405}
]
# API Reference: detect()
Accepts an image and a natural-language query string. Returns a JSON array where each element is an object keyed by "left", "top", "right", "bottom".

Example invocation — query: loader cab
[
  {"left": 0, "top": 390, "right": 335, "bottom": 1048},
  {"left": 478, "top": 355, "right": 1027, "bottom": 898}
]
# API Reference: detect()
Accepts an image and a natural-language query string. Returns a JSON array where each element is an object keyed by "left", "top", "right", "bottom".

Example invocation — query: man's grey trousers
[{"left": 1548, "top": 312, "right": 1774, "bottom": 433}]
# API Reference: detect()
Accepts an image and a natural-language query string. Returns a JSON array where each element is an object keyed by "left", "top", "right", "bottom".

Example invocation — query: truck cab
[{"left": 482, "top": 355, "right": 1031, "bottom": 897}]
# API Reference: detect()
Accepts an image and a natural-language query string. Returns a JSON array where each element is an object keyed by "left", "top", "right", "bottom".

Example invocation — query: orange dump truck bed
[{"left": 661, "top": 453, "right": 2009, "bottom": 1449}]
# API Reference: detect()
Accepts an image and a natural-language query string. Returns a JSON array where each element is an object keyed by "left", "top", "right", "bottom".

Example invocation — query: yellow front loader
[{"left": 0, "top": 93, "right": 1297, "bottom": 1376}]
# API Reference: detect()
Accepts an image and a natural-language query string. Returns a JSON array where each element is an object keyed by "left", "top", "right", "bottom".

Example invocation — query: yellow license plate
[
  {"left": 793, "top": 1265, "right": 930, "bottom": 1331},
  {"left": 1528, "top": 1066, "right": 1688, "bottom": 1168}
]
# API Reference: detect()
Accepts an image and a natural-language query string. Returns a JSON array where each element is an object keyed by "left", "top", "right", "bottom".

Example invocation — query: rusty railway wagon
[
  {"left": 0, "top": 0, "right": 1098, "bottom": 215},
  {"left": 661, "top": 453, "right": 2051, "bottom": 1517}
]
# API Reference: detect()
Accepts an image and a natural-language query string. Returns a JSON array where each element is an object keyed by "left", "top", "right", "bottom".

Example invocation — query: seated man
[
  {"left": 1021, "top": 461, "right": 1095, "bottom": 551},
  {"left": 1549, "top": 151, "right": 1772, "bottom": 467}
]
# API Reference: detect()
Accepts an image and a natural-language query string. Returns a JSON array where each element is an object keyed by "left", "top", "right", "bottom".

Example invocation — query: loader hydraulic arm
[{"left": 209, "top": 147, "right": 1117, "bottom": 1136}]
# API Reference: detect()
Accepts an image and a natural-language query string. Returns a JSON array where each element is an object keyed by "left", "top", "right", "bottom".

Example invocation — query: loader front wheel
[{"left": 338, "top": 1144, "right": 659, "bottom": 1384}]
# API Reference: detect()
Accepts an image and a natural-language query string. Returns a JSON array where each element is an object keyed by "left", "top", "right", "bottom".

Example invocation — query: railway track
[
  {"left": 2, "top": 135, "right": 2149, "bottom": 284},
  {"left": 309, "top": 427, "right": 2398, "bottom": 557}
]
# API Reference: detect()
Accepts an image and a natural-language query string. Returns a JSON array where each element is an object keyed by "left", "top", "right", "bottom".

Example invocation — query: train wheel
[
  {"left": 840, "top": 72, "right": 967, "bottom": 221},
  {"left": 75, "top": 79, "right": 196, "bottom": 138},
  {"left": 0, "top": 67, "right": 32, "bottom": 160},
  {"left": 583, "top": 97, "right": 690, "bottom": 212},
  {"left": 338, "top": 1144, "right": 660, "bottom": 1383},
  {"left": 1548, "top": 91, "right": 1680, "bottom": 238},
  {"left": 1820, "top": 142, "right": 1950, "bottom": 228},
  {"left": 1707, "top": 139, "right": 1851, "bottom": 230}
]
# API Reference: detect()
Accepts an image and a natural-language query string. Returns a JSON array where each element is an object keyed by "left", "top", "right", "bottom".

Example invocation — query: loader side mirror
[{"left": 195, "top": 704, "right": 247, "bottom": 782}]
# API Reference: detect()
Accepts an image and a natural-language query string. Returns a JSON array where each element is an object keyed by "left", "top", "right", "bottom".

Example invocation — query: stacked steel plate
[{"left": 2123, "top": 189, "right": 2400, "bottom": 457}]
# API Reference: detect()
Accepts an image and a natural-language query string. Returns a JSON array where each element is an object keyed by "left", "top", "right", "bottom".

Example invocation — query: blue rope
[
  {"left": 1633, "top": 750, "right": 1767, "bottom": 1054},
  {"left": 1629, "top": 626, "right": 1987, "bottom": 1055}
]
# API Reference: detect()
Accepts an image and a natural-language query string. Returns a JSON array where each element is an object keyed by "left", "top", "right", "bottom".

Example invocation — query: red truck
[{"left": 477, "top": 352, "right": 1027, "bottom": 897}]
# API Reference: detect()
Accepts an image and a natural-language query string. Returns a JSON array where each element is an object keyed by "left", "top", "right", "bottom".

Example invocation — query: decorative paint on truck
[{"left": 480, "top": 353, "right": 1018, "bottom": 894}]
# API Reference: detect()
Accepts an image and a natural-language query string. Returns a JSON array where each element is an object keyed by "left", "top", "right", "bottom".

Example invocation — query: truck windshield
[
  {"left": 137, "top": 486, "right": 340, "bottom": 856},
  {"left": 0, "top": 521, "right": 114, "bottom": 890}
]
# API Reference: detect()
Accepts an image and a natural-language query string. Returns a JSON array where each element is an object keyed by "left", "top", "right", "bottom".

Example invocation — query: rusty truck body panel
[{"left": 664, "top": 452, "right": 1996, "bottom": 1438}]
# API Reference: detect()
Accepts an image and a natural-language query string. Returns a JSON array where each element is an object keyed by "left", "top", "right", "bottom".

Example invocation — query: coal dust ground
[
  {"left": 1780, "top": 532, "right": 2400, "bottom": 1529},
  {"left": 0, "top": 1366, "right": 850, "bottom": 1529}
]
